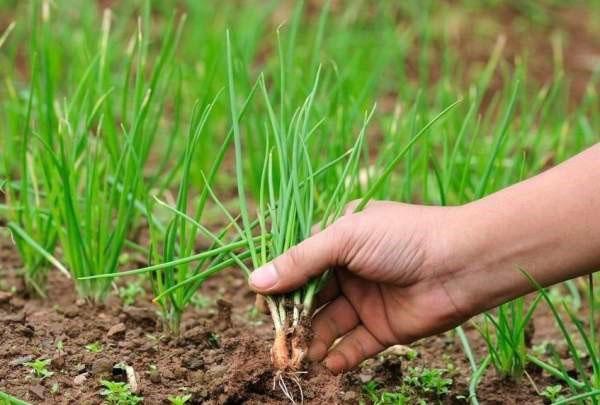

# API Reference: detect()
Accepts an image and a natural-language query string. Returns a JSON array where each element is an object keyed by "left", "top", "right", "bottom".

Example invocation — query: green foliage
[
  {"left": 24, "top": 358, "right": 53, "bottom": 380},
  {"left": 168, "top": 394, "right": 192, "bottom": 405},
  {"left": 100, "top": 380, "right": 142, "bottom": 405},
  {"left": 362, "top": 381, "right": 414, "bottom": 405},
  {"left": 524, "top": 273, "right": 600, "bottom": 403},
  {"left": 477, "top": 296, "right": 541, "bottom": 378},
  {"left": 84, "top": 341, "right": 103, "bottom": 353},
  {"left": 403, "top": 367, "right": 453, "bottom": 397},
  {"left": 189, "top": 293, "right": 211, "bottom": 310},
  {"left": 540, "top": 384, "right": 564, "bottom": 402},
  {"left": 0, "top": 2, "right": 599, "bottom": 400},
  {"left": 118, "top": 281, "right": 145, "bottom": 306},
  {"left": 0, "top": 390, "right": 30, "bottom": 405}
]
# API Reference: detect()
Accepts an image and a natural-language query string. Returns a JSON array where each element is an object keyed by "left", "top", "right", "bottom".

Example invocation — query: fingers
[
  {"left": 248, "top": 220, "right": 350, "bottom": 294},
  {"left": 324, "top": 325, "right": 386, "bottom": 374},
  {"left": 308, "top": 295, "right": 359, "bottom": 361}
]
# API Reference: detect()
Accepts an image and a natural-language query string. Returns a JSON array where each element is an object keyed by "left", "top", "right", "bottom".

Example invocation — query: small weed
[
  {"left": 24, "top": 358, "right": 53, "bottom": 380},
  {"left": 403, "top": 367, "right": 453, "bottom": 397},
  {"left": 540, "top": 384, "right": 564, "bottom": 402},
  {"left": 168, "top": 394, "right": 192, "bottom": 405},
  {"left": 118, "top": 282, "right": 145, "bottom": 306},
  {"left": 207, "top": 332, "right": 220, "bottom": 348},
  {"left": 55, "top": 340, "right": 64, "bottom": 354},
  {"left": 404, "top": 349, "right": 419, "bottom": 361},
  {"left": 362, "top": 381, "right": 416, "bottom": 405},
  {"left": 50, "top": 383, "right": 60, "bottom": 395},
  {"left": 190, "top": 293, "right": 212, "bottom": 310},
  {"left": 85, "top": 342, "right": 103, "bottom": 353},
  {"left": 100, "top": 380, "right": 143, "bottom": 405}
]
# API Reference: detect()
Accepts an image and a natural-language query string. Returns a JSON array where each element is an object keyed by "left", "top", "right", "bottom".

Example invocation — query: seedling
[
  {"left": 3, "top": 56, "right": 61, "bottom": 297},
  {"left": 540, "top": 384, "right": 564, "bottom": 403},
  {"left": 477, "top": 296, "right": 541, "bottom": 378},
  {"left": 403, "top": 367, "right": 453, "bottom": 397},
  {"left": 24, "top": 358, "right": 53, "bottom": 380},
  {"left": 100, "top": 380, "right": 142, "bottom": 405},
  {"left": 118, "top": 281, "right": 145, "bottom": 306},
  {"left": 523, "top": 272, "right": 600, "bottom": 402},
  {"left": 79, "top": 76, "right": 264, "bottom": 334},
  {"left": 55, "top": 340, "right": 64, "bottom": 355},
  {"left": 85, "top": 341, "right": 103, "bottom": 353},
  {"left": 226, "top": 29, "right": 459, "bottom": 385},
  {"left": 168, "top": 394, "right": 192, "bottom": 405},
  {"left": 190, "top": 292, "right": 212, "bottom": 310},
  {"left": 362, "top": 381, "right": 413, "bottom": 405}
]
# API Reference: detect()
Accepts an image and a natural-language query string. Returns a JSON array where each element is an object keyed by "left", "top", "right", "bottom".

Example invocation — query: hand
[
  {"left": 248, "top": 144, "right": 600, "bottom": 374},
  {"left": 248, "top": 201, "right": 468, "bottom": 374}
]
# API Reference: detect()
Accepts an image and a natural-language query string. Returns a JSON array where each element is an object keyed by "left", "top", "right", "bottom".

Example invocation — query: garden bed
[{"left": 0, "top": 234, "right": 575, "bottom": 404}]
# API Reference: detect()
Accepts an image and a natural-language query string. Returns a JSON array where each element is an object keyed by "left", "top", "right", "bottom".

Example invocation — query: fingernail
[
  {"left": 249, "top": 263, "right": 278, "bottom": 290},
  {"left": 324, "top": 351, "right": 345, "bottom": 374}
]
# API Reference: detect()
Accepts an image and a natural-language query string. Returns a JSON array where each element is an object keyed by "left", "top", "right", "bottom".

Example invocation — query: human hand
[{"left": 248, "top": 201, "right": 469, "bottom": 374}]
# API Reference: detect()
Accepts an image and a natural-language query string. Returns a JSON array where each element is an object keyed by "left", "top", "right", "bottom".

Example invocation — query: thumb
[{"left": 248, "top": 220, "right": 348, "bottom": 294}]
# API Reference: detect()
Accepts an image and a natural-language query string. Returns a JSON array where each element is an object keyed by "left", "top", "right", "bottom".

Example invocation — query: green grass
[{"left": 477, "top": 296, "right": 541, "bottom": 378}]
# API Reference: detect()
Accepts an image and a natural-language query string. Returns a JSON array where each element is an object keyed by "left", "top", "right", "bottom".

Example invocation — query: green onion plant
[{"left": 227, "top": 30, "right": 458, "bottom": 377}]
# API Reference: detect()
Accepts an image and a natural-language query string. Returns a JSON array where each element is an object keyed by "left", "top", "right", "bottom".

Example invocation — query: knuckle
[
  {"left": 282, "top": 245, "right": 307, "bottom": 280},
  {"left": 330, "top": 215, "right": 361, "bottom": 263},
  {"left": 347, "top": 334, "right": 367, "bottom": 361}
]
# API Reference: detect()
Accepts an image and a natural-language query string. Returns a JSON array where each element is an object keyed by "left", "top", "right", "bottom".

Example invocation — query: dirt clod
[
  {"left": 91, "top": 358, "right": 113, "bottom": 375},
  {"left": 0, "top": 291, "right": 13, "bottom": 303},
  {"left": 28, "top": 384, "right": 45, "bottom": 400},
  {"left": 73, "top": 372, "right": 88, "bottom": 385},
  {"left": 106, "top": 322, "right": 127, "bottom": 339}
]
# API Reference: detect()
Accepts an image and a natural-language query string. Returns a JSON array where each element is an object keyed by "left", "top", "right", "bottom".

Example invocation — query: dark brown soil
[{"left": 0, "top": 232, "right": 583, "bottom": 404}]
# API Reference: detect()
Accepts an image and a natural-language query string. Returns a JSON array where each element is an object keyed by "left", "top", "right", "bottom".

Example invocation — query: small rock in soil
[
  {"left": 58, "top": 305, "right": 80, "bottom": 319},
  {"left": 107, "top": 322, "right": 127, "bottom": 339},
  {"left": 9, "top": 355, "right": 33, "bottom": 366},
  {"left": 92, "top": 358, "right": 113, "bottom": 375},
  {"left": 16, "top": 323, "right": 35, "bottom": 337},
  {"left": 28, "top": 384, "right": 45, "bottom": 400},
  {"left": 9, "top": 296, "right": 26, "bottom": 309},
  {"left": 148, "top": 369, "right": 161, "bottom": 384},
  {"left": 161, "top": 368, "right": 175, "bottom": 380},
  {"left": 172, "top": 366, "right": 187, "bottom": 380},
  {"left": 205, "top": 364, "right": 227, "bottom": 380},
  {"left": 74, "top": 363, "right": 88, "bottom": 374},
  {"left": 0, "top": 290, "right": 13, "bottom": 303},
  {"left": 342, "top": 391, "right": 359, "bottom": 402},
  {"left": 73, "top": 372, "right": 88, "bottom": 385},
  {"left": 182, "top": 354, "right": 204, "bottom": 370},
  {"left": 51, "top": 354, "right": 65, "bottom": 370},
  {"left": 357, "top": 371, "right": 374, "bottom": 384},
  {"left": 123, "top": 307, "right": 156, "bottom": 325},
  {"left": 125, "top": 365, "right": 139, "bottom": 393},
  {"left": 65, "top": 329, "right": 80, "bottom": 339},
  {"left": 0, "top": 311, "right": 25, "bottom": 323},
  {"left": 138, "top": 341, "right": 157, "bottom": 353},
  {"left": 181, "top": 326, "right": 211, "bottom": 346},
  {"left": 215, "top": 299, "right": 233, "bottom": 331}
]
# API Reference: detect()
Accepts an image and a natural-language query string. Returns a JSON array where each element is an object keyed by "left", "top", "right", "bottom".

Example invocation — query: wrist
[{"left": 433, "top": 202, "right": 536, "bottom": 319}]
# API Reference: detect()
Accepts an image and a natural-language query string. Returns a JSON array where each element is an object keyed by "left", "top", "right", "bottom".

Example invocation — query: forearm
[{"left": 443, "top": 143, "right": 600, "bottom": 316}]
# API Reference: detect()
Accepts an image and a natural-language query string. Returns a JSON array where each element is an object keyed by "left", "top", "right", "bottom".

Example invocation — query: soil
[{"left": 0, "top": 233, "right": 583, "bottom": 404}]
